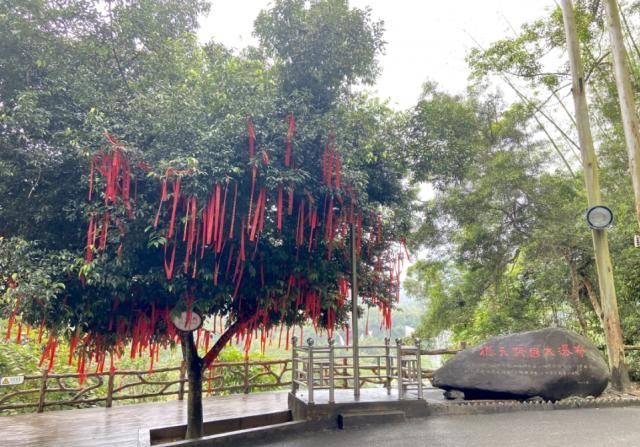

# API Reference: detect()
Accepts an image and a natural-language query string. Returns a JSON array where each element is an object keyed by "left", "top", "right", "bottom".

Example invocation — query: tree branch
[
  {"left": 106, "top": 0, "right": 134, "bottom": 96},
  {"left": 200, "top": 318, "right": 246, "bottom": 372}
]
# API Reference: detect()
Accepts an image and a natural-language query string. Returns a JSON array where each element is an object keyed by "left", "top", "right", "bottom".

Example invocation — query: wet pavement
[
  {"left": 258, "top": 406, "right": 640, "bottom": 447},
  {"left": 0, "top": 391, "right": 289, "bottom": 447},
  {"left": 3, "top": 388, "right": 640, "bottom": 446}
]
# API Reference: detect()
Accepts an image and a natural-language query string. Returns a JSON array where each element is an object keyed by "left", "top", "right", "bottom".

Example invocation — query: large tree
[
  {"left": 405, "top": 84, "right": 599, "bottom": 343},
  {"left": 408, "top": 2, "right": 640, "bottom": 382},
  {"left": 0, "top": 0, "right": 413, "bottom": 439}
]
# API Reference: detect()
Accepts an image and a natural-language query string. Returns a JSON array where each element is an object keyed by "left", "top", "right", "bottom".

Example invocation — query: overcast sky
[{"left": 199, "top": 0, "right": 558, "bottom": 109}]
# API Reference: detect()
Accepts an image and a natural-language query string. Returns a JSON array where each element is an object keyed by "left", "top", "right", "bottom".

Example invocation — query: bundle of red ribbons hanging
[{"left": 4, "top": 115, "right": 409, "bottom": 379}]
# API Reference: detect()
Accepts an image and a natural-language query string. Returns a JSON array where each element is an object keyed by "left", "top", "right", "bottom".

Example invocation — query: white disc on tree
[{"left": 171, "top": 311, "right": 202, "bottom": 332}]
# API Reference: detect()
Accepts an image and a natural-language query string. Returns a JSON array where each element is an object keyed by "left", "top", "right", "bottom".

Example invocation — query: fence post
[
  {"left": 106, "top": 370, "right": 115, "bottom": 408},
  {"left": 384, "top": 337, "right": 392, "bottom": 395},
  {"left": 396, "top": 338, "right": 403, "bottom": 400},
  {"left": 342, "top": 357, "right": 348, "bottom": 389},
  {"left": 178, "top": 361, "right": 186, "bottom": 401},
  {"left": 243, "top": 357, "right": 250, "bottom": 394},
  {"left": 415, "top": 338, "right": 423, "bottom": 400},
  {"left": 291, "top": 336, "right": 298, "bottom": 395},
  {"left": 37, "top": 369, "right": 48, "bottom": 413},
  {"left": 328, "top": 337, "right": 335, "bottom": 404},
  {"left": 307, "top": 338, "right": 314, "bottom": 404}
]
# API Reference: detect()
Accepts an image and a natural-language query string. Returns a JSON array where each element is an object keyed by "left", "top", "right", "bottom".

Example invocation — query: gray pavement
[{"left": 258, "top": 407, "right": 640, "bottom": 447}]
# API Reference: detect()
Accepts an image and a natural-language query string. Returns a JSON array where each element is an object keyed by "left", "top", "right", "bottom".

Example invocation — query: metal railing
[{"left": 291, "top": 337, "right": 431, "bottom": 404}]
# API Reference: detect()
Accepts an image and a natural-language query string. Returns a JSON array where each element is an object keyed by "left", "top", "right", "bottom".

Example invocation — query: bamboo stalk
[{"left": 560, "top": 0, "right": 631, "bottom": 392}]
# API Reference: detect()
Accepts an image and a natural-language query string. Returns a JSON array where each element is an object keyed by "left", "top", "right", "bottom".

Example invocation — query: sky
[{"left": 199, "top": 0, "right": 558, "bottom": 109}]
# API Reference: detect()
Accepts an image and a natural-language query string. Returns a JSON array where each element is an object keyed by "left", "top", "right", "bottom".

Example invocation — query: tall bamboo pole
[
  {"left": 602, "top": 0, "right": 640, "bottom": 231},
  {"left": 560, "top": 0, "right": 631, "bottom": 392}
]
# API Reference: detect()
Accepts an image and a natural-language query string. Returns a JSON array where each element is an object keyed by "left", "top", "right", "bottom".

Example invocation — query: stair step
[{"left": 337, "top": 410, "right": 407, "bottom": 429}]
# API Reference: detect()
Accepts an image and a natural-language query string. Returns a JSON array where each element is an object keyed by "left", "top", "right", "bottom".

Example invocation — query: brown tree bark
[
  {"left": 568, "top": 260, "right": 589, "bottom": 335},
  {"left": 180, "top": 331, "right": 203, "bottom": 439},
  {"left": 180, "top": 319, "right": 246, "bottom": 439},
  {"left": 583, "top": 275, "right": 604, "bottom": 328},
  {"left": 201, "top": 319, "right": 245, "bottom": 371}
]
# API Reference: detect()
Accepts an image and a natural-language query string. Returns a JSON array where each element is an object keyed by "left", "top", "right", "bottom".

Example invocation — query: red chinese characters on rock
[
  {"left": 479, "top": 345, "right": 496, "bottom": 357},
  {"left": 477, "top": 344, "right": 586, "bottom": 360},
  {"left": 558, "top": 344, "right": 572, "bottom": 357}
]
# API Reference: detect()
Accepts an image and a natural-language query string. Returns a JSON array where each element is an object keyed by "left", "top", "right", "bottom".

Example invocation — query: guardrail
[
  {"left": 0, "top": 359, "right": 292, "bottom": 414},
  {"left": 291, "top": 337, "right": 439, "bottom": 404},
  {"left": 5, "top": 341, "right": 635, "bottom": 414},
  {"left": 0, "top": 339, "right": 457, "bottom": 414}
]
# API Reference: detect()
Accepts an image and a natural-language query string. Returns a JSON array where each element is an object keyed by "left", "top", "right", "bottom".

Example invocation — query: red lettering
[
  {"left": 512, "top": 346, "right": 526, "bottom": 357},
  {"left": 557, "top": 344, "right": 572, "bottom": 357},
  {"left": 529, "top": 347, "right": 541, "bottom": 358},
  {"left": 573, "top": 345, "right": 585, "bottom": 358},
  {"left": 498, "top": 346, "right": 509, "bottom": 357},
  {"left": 479, "top": 345, "right": 496, "bottom": 357}
]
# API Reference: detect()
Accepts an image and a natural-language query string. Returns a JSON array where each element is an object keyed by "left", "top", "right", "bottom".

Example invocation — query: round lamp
[{"left": 585, "top": 205, "right": 614, "bottom": 230}]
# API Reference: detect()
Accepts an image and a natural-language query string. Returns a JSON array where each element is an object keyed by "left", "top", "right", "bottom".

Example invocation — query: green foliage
[
  {"left": 254, "top": 0, "right": 385, "bottom": 111},
  {"left": 406, "top": 2, "right": 640, "bottom": 356},
  {"left": 407, "top": 83, "right": 481, "bottom": 187},
  {"left": 466, "top": 3, "right": 598, "bottom": 88},
  {"left": 406, "top": 84, "right": 594, "bottom": 343},
  {"left": 0, "top": 0, "right": 412, "bottom": 379}
]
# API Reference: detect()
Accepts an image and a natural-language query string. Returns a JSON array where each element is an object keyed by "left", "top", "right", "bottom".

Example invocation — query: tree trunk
[
  {"left": 568, "top": 260, "right": 589, "bottom": 335},
  {"left": 602, "top": 0, "right": 640, "bottom": 230},
  {"left": 583, "top": 275, "right": 604, "bottom": 328},
  {"left": 181, "top": 331, "right": 203, "bottom": 439},
  {"left": 178, "top": 319, "right": 246, "bottom": 440}
]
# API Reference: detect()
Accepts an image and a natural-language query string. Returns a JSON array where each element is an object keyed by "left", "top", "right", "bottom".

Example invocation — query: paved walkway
[
  {"left": 3, "top": 389, "right": 640, "bottom": 446},
  {"left": 258, "top": 406, "right": 640, "bottom": 447},
  {"left": 0, "top": 391, "right": 289, "bottom": 447}
]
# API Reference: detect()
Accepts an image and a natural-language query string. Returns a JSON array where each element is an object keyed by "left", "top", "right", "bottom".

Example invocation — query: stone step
[
  {"left": 337, "top": 410, "right": 407, "bottom": 430},
  {"left": 148, "top": 419, "right": 310, "bottom": 446}
]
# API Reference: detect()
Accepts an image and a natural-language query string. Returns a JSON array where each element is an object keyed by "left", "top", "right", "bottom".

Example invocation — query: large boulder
[{"left": 432, "top": 328, "right": 610, "bottom": 401}]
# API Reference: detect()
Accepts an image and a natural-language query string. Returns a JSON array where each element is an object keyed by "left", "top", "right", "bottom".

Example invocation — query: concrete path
[
  {"left": 3, "top": 389, "right": 640, "bottom": 446},
  {"left": 0, "top": 391, "right": 289, "bottom": 447},
  {"left": 258, "top": 407, "right": 640, "bottom": 447}
]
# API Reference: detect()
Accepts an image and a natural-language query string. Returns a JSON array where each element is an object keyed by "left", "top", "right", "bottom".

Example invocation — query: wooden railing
[
  {"left": 0, "top": 339, "right": 453, "bottom": 414},
  {"left": 0, "top": 340, "right": 464, "bottom": 414},
  {"left": 0, "top": 359, "right": 292, "bottom": 414},
  {"left": 5, "top": 341, "right": 634, "bottom": 414}
]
